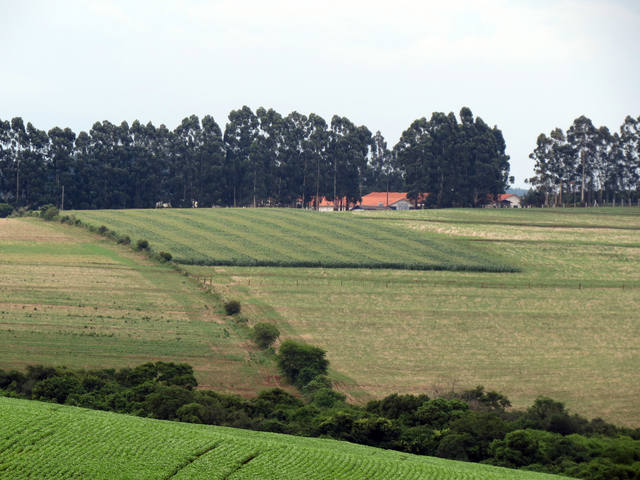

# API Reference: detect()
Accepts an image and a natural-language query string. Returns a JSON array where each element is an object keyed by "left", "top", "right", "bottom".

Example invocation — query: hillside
[
  {"left": 180, "top": 208, "right": 639, "bottom": 425},
  {"left": 0, "top": 218, "right": 280, "bottom": 395},
  {"left": 0, "top": 396, "right": 566, "bottom": 479},
  {"left": 4, "top": 208, "right": 639, "bottom": 425}
]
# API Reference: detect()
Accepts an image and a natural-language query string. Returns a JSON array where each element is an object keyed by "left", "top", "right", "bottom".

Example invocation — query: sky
[{"left": 2, "top": 0, "right": 639, "bottom": 187}]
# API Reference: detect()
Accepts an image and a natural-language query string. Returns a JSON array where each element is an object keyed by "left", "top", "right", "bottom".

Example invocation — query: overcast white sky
[{"left": 2, "top": 0, "right": 639, "bottom": 187}]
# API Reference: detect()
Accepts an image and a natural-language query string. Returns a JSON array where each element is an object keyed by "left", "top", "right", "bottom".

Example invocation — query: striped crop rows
[
  {"left": 71, "top": 208, "right": 518, "bottom": 272},
  {"left": 0, "top": 397, "right": 564, "bottom": 479}
]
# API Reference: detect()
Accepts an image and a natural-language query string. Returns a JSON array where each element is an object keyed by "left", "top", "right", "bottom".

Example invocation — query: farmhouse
[
  {"left": 494, "top": 193, "right": 521, "bottom": 208},
  {"left": 355, "top": 192, "right": 427, "bottom": 210}
]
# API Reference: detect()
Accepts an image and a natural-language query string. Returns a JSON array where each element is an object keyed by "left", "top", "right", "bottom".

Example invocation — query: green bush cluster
[
  {"left": 223, "top": 300, "right": 241, "bottom": 316},
  {"left": 251, "top": 323, "right": 280, "bottom": 349},
  {"left": 39, "top": 204, "right": 59, "bottom": 221}
]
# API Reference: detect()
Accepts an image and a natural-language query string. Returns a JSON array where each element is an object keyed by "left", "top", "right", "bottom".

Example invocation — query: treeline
[
  {"left": 0, "top": 107, "right": 511, "bottom": 210},
  {"left": 527, "top": 115, "right": 640, "bottom": 207},
  {"left": 1, "top": 362, "right": 638, "bottom": 480}
]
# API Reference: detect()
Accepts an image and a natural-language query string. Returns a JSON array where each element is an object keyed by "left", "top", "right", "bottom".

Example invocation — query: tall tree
[
  {"left": 224, "top": 107, "right": 258, "bottom": 207},
  {"left": 567, "top": 116, "right": 597, "bottom": 205}
]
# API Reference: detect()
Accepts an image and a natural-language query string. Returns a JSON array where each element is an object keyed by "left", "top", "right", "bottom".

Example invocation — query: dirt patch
[{"left": 0, "top": 219, "right": 79, "bottom": 243}]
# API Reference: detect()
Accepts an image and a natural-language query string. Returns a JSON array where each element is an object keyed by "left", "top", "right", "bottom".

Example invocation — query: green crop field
[
  {"left": 0, "top": 396, "right": 566, "bottom": 479},
  {"left": 0, "top": 218, "right": 280, "bottom": 395},
  {"left": 70, "top": 208, "right": 517, "bottom": 271}
]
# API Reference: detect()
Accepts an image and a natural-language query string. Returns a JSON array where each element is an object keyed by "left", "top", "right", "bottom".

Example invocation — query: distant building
[
  {"left": 355, "top": 192, "right": 429, "bottom": 210},
  {"left": 493, "top": 193, "right": 521, "bottom": 208},
  {"left": 311, "top": 196, "right": 356, "bottom": 211}
]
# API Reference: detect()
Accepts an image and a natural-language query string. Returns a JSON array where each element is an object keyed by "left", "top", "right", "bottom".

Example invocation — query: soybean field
[{"left": 0, "top": 396, "right": 567, "bottom": 480}]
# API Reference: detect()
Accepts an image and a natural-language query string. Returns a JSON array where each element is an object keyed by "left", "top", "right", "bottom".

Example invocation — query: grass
[
  {"left": 0, "top": 396, "right": 567, "bottom": 479},
  {"left": 182, "top": 208, "right": 640, "bottom": 426},
  {"left": 69, "top": 208, "right": 518, "bottom": 271},
  {"left": 0, "top": 218, "right": 282, "bottom": 396}
]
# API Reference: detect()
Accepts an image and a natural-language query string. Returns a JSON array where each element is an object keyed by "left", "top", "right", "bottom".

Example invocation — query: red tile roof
[{"left": 360, "top": 192, "right": 410, "bottom": 207}]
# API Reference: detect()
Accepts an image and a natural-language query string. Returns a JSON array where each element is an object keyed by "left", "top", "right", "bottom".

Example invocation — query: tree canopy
[{"left": 0, "top": 107, "right": 513, "bottom": 210}]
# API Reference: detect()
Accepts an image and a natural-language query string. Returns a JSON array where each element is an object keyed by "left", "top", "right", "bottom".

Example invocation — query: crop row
[
  {"left": 70, "top": 209, "right": 519, "bottom": 272},
  {"left": 0, "top": 397, "right": 563, "bottom": 479}
]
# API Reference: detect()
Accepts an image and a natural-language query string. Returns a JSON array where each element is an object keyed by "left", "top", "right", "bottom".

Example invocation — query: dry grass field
[{"left": 0, "top": 218, "right": 281, "bottom": 395}]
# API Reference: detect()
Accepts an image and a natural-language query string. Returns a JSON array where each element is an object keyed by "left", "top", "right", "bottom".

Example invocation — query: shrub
[
  {"left": 98, "top": 225, "right": 109, "bottom": 235},
  {"left": 224, "top": 300, "right": 241, "bottom": 316},
  {"left": 117, "top": 235, "right": 131, "bottom": 245},
  {"left": 277, "top": 340, "right": 329, "bottom": 388},
  {"left": 158, "top": 251, "right": 172, "bottom": 262},
  {"left": 40, "top": 205, "right": 59, "bottom": 221},
  {"left": 136, "top": 239, "right": 149, "bottom": 250},
  {"left": 252, "top": 322, "right": 280, "bottom": 349},
  {"left": 0, "top": 203, "right": 13, "bottom": 218}
]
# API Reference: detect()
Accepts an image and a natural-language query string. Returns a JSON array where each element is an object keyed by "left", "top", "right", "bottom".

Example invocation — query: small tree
[
  {"left": 277, "top": 340, "right": 328, "bottom": 388},
  {"left": 251, "top": 323, "right": 280, "bottom": 349},
  {"left": 224, "top": 300, "right": 241, "bottom": 316}
]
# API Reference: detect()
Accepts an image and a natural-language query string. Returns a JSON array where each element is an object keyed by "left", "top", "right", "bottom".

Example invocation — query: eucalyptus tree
[
  {"left": 254, "top": 107, "right": 285, "bottom": 207},
  {"left": 22, "top": 122, "right": 50, "bottom": 207},
  {"left": 280, "top": 111, "right": 309, "bottom": 207},
  {"left": 528, "top": 133, "right": 554, "bottom": 206},
  {"left": 567, "top": 116, "right": 597, "bottom": 205},
  {"left": 328, "top": 116, "right": 371, "bottom": 209},
  {"left": 8, "top": 118, "right": 29, "bottom": 206},
  {"left": 393, "top": 117, "right": 433, "bottom": 207},
  {"left": 128, "top": 120, "right": 161, "bottom": 208},
  {"left": 366, "top": 130, "right": 398, "bottom": 195},
  {"left": 198, "top": 115, "right": 226, "bottom": 207},
  {"left": 619, "top": 115, "right": 640, "bottom": 203},
  {"left": 0, "top": 119, "right": 12, "bottom": 203},
  {"left": 47, "top": 126, "right": 76, "bottom": 209},
  {"left": 224, "top": 106, "right": 259, "bottom": 206},
  {"left": 307, "top": 113, "right": 329, "bottom": 209}
]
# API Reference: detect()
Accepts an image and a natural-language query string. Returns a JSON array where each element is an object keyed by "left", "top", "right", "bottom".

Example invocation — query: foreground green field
[
  {"left": 0, "top": 396, "right": 566, "bottom": 479},
  {"left": 182, "top": 208, "right": 640, "bottom": 426},
  {"left": 0, "top": 218, "right": 278, "bottom": 394},
  {"left": 71, "top": 208, "right": 517, "bottom": 271}
]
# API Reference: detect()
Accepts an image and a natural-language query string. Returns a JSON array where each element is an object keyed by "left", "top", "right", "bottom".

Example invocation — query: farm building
[
  {"left": 493, "top": 194, "right": 521, "bottom": 208},
  {"left": 355, "top": 192, "right": 427, "bottom": 210},
  {"left": 312, "top": 196, "right": 357, "bottom": 211}
]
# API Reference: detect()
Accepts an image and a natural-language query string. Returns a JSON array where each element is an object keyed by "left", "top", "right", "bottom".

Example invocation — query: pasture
[
  {"left": 0, "top": 218, "right": 278, "bottom": 395},
  {"left": 182, "top": 208, "right": 640, "bottom": 426},
  {"left": 0, "top": 396, "right": 566, "bottom": 479},
  {"left": 13, "top": 208, "right": 640, "bottom": 425}
]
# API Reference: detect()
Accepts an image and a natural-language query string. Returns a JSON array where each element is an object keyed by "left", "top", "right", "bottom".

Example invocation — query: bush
[
  {"left": 0, "top": 203, "right": 13, "bottom": 218},
  {"left": 252, "top": 322, "right": 280, "bottom": 349},
  {"left": 136, "top": 239, "right": 149, "bottom": 250},
  {"left": 98, "top": 225, "right": 109, "bottom": 235},
  {"left": 117, "top": 235, "right": 131, "bottom": 245},
  {"left": 224, "top": 300, "right": 241, "bottom": 316},
  {"left": 277, "top": 340, "right": 329, "bottom": 388},
  {"left": 158, "top": 251, "right": 172, "bottom": 262},
  {"left": 40, "top": 205, "right": 59, "bottom": 221}
]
